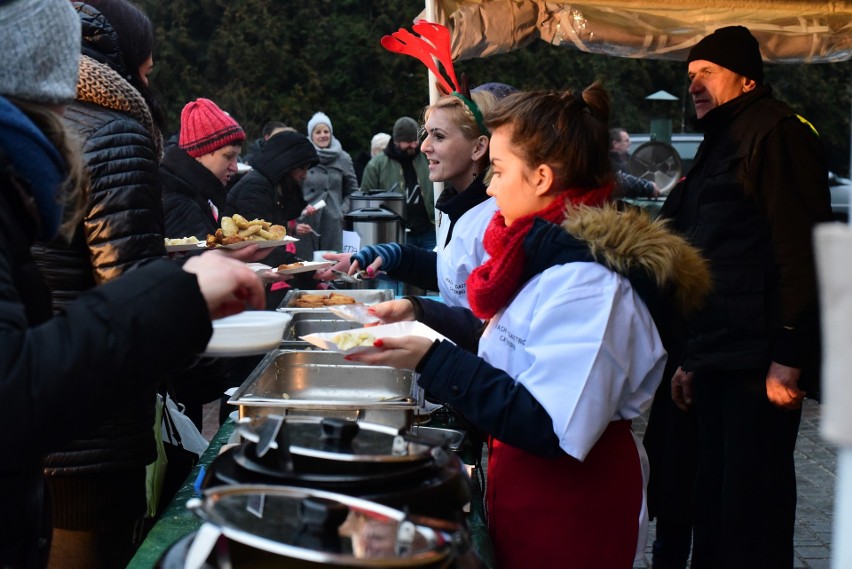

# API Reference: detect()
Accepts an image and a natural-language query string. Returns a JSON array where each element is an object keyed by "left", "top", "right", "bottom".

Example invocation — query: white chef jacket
[
  {"left": 436, "top": 197, "right": 498, "bottom": 308},
  {"left": 478, "top": 260, "right": 666, "bottom": 461}
]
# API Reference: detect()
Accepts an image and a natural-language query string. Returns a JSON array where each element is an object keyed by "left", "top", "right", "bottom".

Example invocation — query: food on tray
[
  {"left": 294, "top": 292, "right": 357, "bottom": 308},
  {"left": 324, "top": 292, "right": 357, "bottom": 305},
  {"left": 164, "top": 236, "right": 200, "bottom": 245},
  {"left": 277, "top": 262, "right": 304, "bottom": 271},
  {"left": 205, "top": 215, "right": 286, "bottom": 247},
  {"left": 332, "top": 331, "right": 377, "bottom": 350}
]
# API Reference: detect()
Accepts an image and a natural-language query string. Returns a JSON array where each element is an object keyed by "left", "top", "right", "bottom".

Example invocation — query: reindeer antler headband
[{"left": 381, "top": 21, "right": 489, "bottom": 136}]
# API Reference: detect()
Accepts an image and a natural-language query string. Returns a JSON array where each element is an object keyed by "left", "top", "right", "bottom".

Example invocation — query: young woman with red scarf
[{"left": 346, "top": 84, "right": 710, "bottom": 568}]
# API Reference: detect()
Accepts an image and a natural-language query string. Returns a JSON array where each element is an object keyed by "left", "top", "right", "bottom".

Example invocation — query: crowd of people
[{"left": 0, "top": 0, "right": 835, "bottom": 566}]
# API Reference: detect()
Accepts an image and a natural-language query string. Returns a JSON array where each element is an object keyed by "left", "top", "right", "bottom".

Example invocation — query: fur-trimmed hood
[{"left": 524, "top": 203, "right": 711, "bottom": 317}]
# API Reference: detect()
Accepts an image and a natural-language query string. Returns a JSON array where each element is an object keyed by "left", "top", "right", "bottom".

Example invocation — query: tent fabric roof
[{"left": 428, "top": 0, "right": 852, "bottom": 63}]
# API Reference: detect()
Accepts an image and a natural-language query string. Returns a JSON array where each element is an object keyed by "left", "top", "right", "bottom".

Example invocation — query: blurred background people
[
  {"left": 0, "top": 1, "right": 265, "bottom": 566},
  {"left": 609, "top": 127, "right": 660, "bottom": 199},
  {"left": 353, "top": 131, "right": 391, "bottom": 184},
  {"left": 243, "top": 119, "right": 290, "bottom": 167},
  {"left": 361, "top": 116, "right": 435, "bottom": 249},
  {"left": 295, "top": 111, "right": 358, "bottom": 260},
  {"left": 371, "top": 132, "right": 391, "bottom": 156}
]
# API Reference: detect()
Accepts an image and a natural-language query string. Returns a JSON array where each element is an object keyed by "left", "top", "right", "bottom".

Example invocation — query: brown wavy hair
[{"left": 485, "top": 82, "right": 614, "bottom": 192}]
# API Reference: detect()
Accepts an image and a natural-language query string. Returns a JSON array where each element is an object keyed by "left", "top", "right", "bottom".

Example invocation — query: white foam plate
[
  {"left": 300, "top": 321, "right": 450, "bottom": 355},
  {"left": 202, "top": 311, "right": 292, "bottom": 357},
  {"left": 165, "top": 242, "right": 203, "bottom": 252}
]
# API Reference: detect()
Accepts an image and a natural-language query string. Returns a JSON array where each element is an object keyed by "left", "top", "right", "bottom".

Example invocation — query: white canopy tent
[{"left": 424, "top": 0, "right": 852, "bottom": 63}]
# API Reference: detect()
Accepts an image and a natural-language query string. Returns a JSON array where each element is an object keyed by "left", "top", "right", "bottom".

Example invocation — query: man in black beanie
[{"left": 655, "top": 25, "right": 833, "bottom": 569}]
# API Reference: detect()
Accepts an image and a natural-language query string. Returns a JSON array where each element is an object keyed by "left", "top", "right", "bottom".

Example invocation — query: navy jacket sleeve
[
  {"left": 389, "top": 245, "right": 439, "bottom": 291},
  {"left": 410, "top": 296, "right": 481, "bottom": 353},
  {"left": 417, "top": 340, "right": 564, "bottom": 458}
]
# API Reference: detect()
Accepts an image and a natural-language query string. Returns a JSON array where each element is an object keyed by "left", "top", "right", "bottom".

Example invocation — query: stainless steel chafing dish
[
  {"left": 276, "top": 289, "right": 394, "bottom": 312},
  {"left": 229, "top": 350, "right": 422, "bottom": 429},
  {"left": 279, "top": 311, "right": 363, "bottom": 350}
]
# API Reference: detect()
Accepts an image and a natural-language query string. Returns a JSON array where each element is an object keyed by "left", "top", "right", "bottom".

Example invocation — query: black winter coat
[
  {"left": 0, "top": 111, "right": 212, "bottom": 566},
  {"left": 28, "top": 52, "right": 168, "bottom": 528},
  {"left": 161, "top": 144, "right": 229, "bottom": 240},
  {"left": 386, "top": 175, "right": 490, "bottom": 291},
  {"left": 660, "top": 86, "right": 832, "bottom": 394}
]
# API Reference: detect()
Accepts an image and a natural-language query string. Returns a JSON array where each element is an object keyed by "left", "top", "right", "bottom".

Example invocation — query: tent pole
[{"left": 426, "top": 0, "right": 445, "bottom": 249}]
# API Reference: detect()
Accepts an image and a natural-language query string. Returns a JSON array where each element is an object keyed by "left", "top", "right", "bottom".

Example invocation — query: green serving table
[{"left": 128, "top": 417, "right": 494, "bottom": 568}]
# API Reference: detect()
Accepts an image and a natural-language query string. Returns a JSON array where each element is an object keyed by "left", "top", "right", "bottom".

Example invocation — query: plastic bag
[
  {"left": 161, "top": 394, "right": 209, "bottom": 456},
  {"left": 145, "top": 393, "right": 209, "bottom": 517}
]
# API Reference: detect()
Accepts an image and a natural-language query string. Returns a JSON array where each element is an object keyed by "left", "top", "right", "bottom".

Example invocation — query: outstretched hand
[
  {"left": 183, "top": 250, "right": 265, "bottom": 319},
  {"left": 314, "top": 252, "right": 353, "bottom": 281},
  {"left": 344, "top": 335, "right": 435, "bottom": 370},
  {"left": 366, "top": 299, "right": 416, "bottom": 325}
]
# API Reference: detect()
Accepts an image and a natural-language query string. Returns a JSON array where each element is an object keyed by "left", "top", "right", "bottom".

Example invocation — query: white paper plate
[
  {"left": 198, "top": 236, "right": 298, "bottom": 250},
  {"left": 274, "top": 261, "right": 334, "bottom": 275},
  {"left": 165, "top": 242, "right": 203, "bottom": 252},
  {"left": 246, "top": 263, "right": 273, "bottom": 275},
  {"left": 300, "top": 321, "right": 450, "bottom": 355},
  {"left": 202, "top": 311, "right": 292, "bottom": 357}
]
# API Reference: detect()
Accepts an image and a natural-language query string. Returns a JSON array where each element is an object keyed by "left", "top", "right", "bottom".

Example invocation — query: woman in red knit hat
[{"left": 161, "top": 97, "right": 246, "bottom": 237}]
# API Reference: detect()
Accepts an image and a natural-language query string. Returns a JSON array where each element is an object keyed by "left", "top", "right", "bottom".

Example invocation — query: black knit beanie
[{"left": 687, "top": 26, "right": 764, "bottom": 85}]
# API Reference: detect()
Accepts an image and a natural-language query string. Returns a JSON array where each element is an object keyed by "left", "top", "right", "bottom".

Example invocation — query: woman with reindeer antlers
[
  {"left": 317, "top": 22, "right": 513, "bottom": 314},
  {"left": 347, "top": 77, "right": 711, "bottom": 567}
]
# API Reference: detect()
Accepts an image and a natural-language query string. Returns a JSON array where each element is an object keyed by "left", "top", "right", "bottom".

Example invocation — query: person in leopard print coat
[{"left": 28, "top": 1, "right": 169, "bottom": 566}]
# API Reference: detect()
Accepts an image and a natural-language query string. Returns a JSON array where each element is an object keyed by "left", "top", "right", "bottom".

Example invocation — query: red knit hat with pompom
[{"left": 179, "top": 98, "right": 245, "bottom": 158}]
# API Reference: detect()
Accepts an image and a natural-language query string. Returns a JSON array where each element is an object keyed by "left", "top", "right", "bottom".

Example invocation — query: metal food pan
[
  {"left": 276, "top": 289, "right": 394, "bottom": 312},
  {"left": 229, "top": 349, "right": 421, "bottom": 429},
  {"left": 280, "top": 311, "right": 363, "bottom": 349}
]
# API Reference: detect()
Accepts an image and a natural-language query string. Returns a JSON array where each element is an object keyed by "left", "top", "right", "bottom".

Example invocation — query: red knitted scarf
[{"left": 467, "top": 186, "right": 611, "bottom": 319}]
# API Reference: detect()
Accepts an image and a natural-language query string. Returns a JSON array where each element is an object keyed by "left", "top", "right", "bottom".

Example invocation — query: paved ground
[{"left": 203, "top": 397, "right": 838, "bottom": 568}]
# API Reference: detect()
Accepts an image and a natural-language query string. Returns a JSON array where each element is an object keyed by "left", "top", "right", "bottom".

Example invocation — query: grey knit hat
[
  {"left": 0, "top": 0, "right": 81, "bottom": 104},
  {"left": 393, "top": 116, "right": 419, "bottom": 143}
]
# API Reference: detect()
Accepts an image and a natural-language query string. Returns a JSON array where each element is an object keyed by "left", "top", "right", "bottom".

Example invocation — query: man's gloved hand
[{"left": 350, "top": 243, "right": 403, "bottom": 273}]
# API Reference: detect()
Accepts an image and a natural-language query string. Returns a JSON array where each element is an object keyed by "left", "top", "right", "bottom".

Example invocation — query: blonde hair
[
  {"left": 11, "top": 98, "right": 88, "bottom": 242},
  {"left": 422, "top": 89, "right": 497, "bottom": 174}
]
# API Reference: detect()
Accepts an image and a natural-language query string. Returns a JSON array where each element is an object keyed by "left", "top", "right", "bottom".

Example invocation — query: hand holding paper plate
[{"left": 300, "top": 321, "right": 450, "bottom": 355}]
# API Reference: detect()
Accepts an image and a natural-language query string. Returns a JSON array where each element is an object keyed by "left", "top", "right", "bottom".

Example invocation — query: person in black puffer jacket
[
  {"left": 29, "top": 1, "right": 168, "bottom": 566},
  {"left": 0, "top": 2, "right": 267, "bottom": 567}
]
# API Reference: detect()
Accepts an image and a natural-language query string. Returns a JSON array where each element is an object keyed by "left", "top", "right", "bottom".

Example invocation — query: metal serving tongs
[{"left": 331, "top": 269, "right": 369, "bottom": 283}]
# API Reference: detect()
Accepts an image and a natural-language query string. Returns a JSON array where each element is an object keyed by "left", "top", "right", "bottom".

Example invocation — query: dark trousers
[
  {"left": 690, "top": 369, "right": 801, "bottom": 569},
  {"left": 643, "top": 371, "right": 696, "bottom": 569}
]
